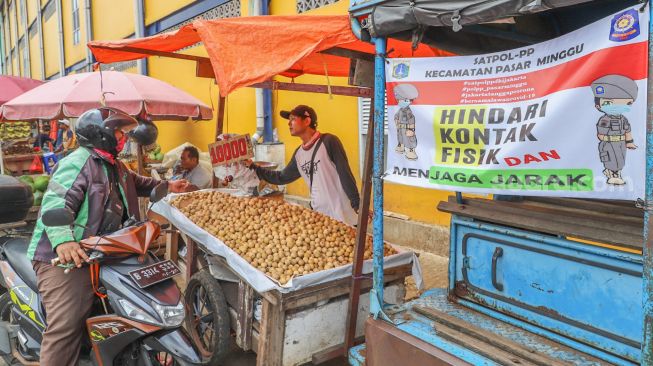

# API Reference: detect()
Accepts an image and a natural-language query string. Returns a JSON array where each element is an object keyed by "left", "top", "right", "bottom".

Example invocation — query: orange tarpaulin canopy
[{"left": 88, "top": 15, "right": 451, "bottom": 96}]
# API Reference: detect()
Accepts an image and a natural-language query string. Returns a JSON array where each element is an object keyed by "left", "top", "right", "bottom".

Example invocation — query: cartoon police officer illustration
[
  {"left": 591, "top": 75, "right": 638, "bottom": 185},
  {"left": 393, "top": 83, "right": 419, "bottom": 160}
]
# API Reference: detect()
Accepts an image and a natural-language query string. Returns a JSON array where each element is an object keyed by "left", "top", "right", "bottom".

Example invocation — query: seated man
[{"left": 174, "top": 146, "right": 213, "bottom": 190}]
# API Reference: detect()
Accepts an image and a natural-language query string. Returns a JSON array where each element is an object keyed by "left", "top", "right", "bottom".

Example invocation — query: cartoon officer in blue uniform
[
  {"left": 591, "top": 75, "right": 638, "bottom": 185},
  {"left": 393, "top": 83, "right": 419, "bottom": 161}
]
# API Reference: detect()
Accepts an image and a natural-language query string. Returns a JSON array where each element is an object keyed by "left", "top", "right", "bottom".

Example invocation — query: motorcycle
[{"left": 0, "top": 183, "right": 204, "bottom": 366}]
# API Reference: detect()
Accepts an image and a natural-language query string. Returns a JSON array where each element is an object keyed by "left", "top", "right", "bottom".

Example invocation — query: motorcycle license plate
[{"left": 128, "top": 260, "right": 181, "bottom": 288}]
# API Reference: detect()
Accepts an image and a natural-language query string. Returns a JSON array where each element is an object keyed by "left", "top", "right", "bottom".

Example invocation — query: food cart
[
  {"left": 86, "top": 14, "right": 449, "bottom": 365},
  {"left": 152, "top": 189, "right": 416, "bottom": 365},
  {"left": 345, "top": 0, "right": 651, "bottom": 365}
]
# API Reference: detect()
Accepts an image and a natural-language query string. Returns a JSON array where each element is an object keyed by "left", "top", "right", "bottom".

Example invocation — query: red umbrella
[
  {"left": 0, "top": 71, "right": 213, "bottom": 121},
  {"left": 0, "top": 76, "right": 44, "bottom": 106}
]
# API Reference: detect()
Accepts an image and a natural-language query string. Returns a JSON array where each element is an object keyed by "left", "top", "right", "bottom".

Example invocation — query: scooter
[{"left": 0, "top": 183, "right": 204, "bottom": 366}]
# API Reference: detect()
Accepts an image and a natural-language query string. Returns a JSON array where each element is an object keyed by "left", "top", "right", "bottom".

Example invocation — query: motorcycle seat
[{"left": 3, "top": 238, "right": 38, "bottom": 292}]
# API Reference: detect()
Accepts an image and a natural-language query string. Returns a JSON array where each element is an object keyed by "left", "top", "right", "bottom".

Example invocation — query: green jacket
[{"left": 29, "top": 147, "right": 159, "bottom": 262}]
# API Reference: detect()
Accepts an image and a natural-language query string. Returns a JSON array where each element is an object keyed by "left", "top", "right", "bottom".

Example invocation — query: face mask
[
  {"left": 601, "top": 104, "right": 631, "bottom": 116},
  {"left": 115, "top": 135, "right": 127, "bottom": 154},
  {"left": 398, "top": 100, "right": 411, "bottom": 108}
]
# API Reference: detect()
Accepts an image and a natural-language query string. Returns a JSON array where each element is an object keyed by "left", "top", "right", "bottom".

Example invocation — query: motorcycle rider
[{"left": 27, "top": 107, "right": 189, "bottom": 366}]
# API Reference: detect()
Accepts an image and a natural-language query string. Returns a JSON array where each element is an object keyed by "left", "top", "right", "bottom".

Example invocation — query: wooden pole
[
  {"left": 250, "top": 81, "right": 372, "bottom": 98},
  {"left": 215, "top": 95, "right": 226, "bottom": 141},
  {"left": 136, "top": 143, "right": 145, "bottom": 175},
  {"left": 136, "top": 143, "right": 147, "bottom": 218},
  {"left": 344, "top": 96, "right": 375, "bottom": 355}
]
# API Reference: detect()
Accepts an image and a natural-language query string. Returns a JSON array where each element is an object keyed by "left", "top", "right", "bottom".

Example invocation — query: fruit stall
[
  {"left": 0, "top": 122, "right": 41, "bottom": 176},
  {"left": 153, "top": 190, "right": 421, "bottom": 365}
]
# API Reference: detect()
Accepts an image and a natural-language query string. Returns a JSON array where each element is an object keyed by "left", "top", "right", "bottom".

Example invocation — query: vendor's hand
[
  {"left": 168, "top": 179, "right": 190, "bottom": 193},
  {"left": 406, "top": 130, "right": 415, "bottom": 137},
  {"left": 55, "top": 241, "right": 89, "bottom": 268},
  {"left": 627, "top": 142, "right": 637, "bottom": 149}
]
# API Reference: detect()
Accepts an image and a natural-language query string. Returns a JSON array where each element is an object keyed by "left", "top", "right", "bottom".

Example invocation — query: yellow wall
[
  {"left": 28, "top": 32, "right": 41, "bottom": 78},
  {"left": 8, "top": 3, "right": 16, "bottom": 50},
  {"left": 16, "top": 1, "right": 24, "bottom": 39},
  {"left": 92, "top": 0, "right": 133, "bottom": 41},
  {"left": 42, "top": 14, "right": 59, "bottom": 78},
  {"left": 62, "top": 0, "right": 87, "bottom": 67},
  {"left": 27, "top": 0, "right": 38, "bottom": 25}
]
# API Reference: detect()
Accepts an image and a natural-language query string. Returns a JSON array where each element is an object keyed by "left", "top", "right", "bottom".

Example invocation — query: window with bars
[
  {"left": 358, "top": 97, "right": 389, "bottom": 175},
  {"left": 162, "top": 0, "right": 241, "bottom": 34},
  {"left": 297, "top": 0, "right": 340, "bottom": 14},
  {"left": 99, "top": 60, "right": 138, "bottom": 72},
  {"left": 71, "top": 0, "right": 79, "bottom": 44},
  {"left": 28, "top": 23, "right": 37, "bottom": 39},
  {"left": 43, "top": 1, "right": 55, "bottom": 21}
]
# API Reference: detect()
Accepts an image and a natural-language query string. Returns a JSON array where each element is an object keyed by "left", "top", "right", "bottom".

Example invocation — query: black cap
[{"left": 280, "top": 105, "right": 317, "bottom": 127}]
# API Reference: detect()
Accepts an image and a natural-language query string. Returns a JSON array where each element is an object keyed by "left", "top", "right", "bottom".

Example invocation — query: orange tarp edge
[
  {"left": 88, "top": 15, "right": 452, "bottom": 96},
  {"left": 88, "top": 25, "right": 202, "bottom": 64}
]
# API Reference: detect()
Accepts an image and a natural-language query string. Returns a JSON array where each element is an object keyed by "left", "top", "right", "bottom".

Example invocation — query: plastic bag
[{"left": 29, "top": 155, "right": 44, "bottom": 174}]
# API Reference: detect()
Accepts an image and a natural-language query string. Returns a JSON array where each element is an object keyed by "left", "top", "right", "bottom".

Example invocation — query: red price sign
[{"left": 208, "top": 134, "right": 254, "bottom": 167}]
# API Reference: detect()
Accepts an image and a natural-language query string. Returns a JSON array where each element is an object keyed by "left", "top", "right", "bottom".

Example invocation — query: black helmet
[
  {"left": 132, "top": 116, "right": 158, "bottom": 147},
  {"left": 76, "top": 107, "right": 158, "bottom": 155}
]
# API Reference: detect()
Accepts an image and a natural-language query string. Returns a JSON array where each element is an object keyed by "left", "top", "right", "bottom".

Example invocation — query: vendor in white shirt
[{"left": 175, "top": 146, "right": 213, "bottom": 190}]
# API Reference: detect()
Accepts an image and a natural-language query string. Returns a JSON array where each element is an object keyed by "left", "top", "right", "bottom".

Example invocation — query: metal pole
[
  {"left": 11, "top": 0, "right": 19, "bottom": 75},
  {"left": 21, "top": 0, "right": 30, "bottom": 78},
  {"left": 55, "top": 0, "right": 65, "bottom": 77},
  {"left": 370, "top": 36, "right": 387, "bottom": 319},
  {"left": 642, "top": 6, "right": 653, "bottom": 365},
  {"left": 37, "top": 0, "right": 45, "bottom": 79},
  {"left": 84, "top": 0, "right": 93, "bottom": 71},
  {"left": 133, "top": 0, "right": 146, "bottom": 75},
  {"left": 3, "top": 0, "right": 12, "bottom": 75}
]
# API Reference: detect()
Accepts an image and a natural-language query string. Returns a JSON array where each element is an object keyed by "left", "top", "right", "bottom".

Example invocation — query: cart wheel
[{"left": 185, "top": 270, "right": 230, "bottom": 364}]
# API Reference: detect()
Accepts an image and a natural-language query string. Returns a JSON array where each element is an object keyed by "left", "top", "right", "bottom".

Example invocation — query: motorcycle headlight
[
  {"left": 152, "top": 301, "right": 185, "bottom": 328},
  {"left": 117, "top": 298, "right": 160, "bottom": 325}
]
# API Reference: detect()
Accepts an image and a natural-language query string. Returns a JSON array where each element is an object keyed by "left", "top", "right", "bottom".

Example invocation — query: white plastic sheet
[{"left": 152, "top": 190, "right": 423, "bottom": 293}]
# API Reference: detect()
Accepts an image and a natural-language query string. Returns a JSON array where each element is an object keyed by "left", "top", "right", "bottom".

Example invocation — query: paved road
[{"left": 0, "top": 348, "right": 347, "bottom": 365}]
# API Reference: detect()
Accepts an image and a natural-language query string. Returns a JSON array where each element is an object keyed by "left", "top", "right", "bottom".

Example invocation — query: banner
[{"left": 385, "top": 5, "right": 648, "bottom": 199}]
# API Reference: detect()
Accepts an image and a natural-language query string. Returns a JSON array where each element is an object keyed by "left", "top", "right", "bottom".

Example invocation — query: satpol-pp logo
[
  {"left": 610, "top": 8, "right": 640, "bottom": 42},
  {"left": 392, "top": 61, "right": 410, "bottom": 79}
]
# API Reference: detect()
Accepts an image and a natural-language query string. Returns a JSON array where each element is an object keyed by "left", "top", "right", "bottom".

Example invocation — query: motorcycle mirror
[
  {"left": 42, "top": 208, "right": 75, "bottom": 227},
  {"left": 150, "top": 182, "right": 169, "bottom": 203}
]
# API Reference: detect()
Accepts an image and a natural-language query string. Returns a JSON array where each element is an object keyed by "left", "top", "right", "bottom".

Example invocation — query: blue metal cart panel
[
  {"left": 449, "top": 216, "right": 642, "bottom": 363},
  {"left": 349, "top": 288, "right": 622, "bottom": 365}
]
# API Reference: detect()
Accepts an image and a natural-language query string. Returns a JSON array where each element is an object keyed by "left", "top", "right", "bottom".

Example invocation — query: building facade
[{"left": 0, "top": 0, "right": 453, "bottom": 227}]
